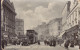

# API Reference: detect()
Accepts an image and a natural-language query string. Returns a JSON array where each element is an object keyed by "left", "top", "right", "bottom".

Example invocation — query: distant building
[
  {"left": 48, "top": 18, "right": 62, "bottom": 37},
  {"left": 34, "top": 22, "right": 50, "bottom": 41},
  {"left": 15, "top": 18, "right": 24, "bottom": 36},
  {"left": 1, "top": 0, "right": 16, "bottom": 42}
]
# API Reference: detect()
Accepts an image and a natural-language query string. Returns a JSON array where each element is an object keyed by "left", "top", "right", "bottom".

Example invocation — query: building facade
[
  {"left": 15, "top": 18, "right": 24, "bottom": 36},
  {"left": 34, "top": 22, "right": 50, "bottom": 41},
  {"left": 62, "top": 0, "right": 80, "bottom": 44},
  {"left": 60, "top": 1, "right": 71, "bottom": 39},
  {"left": 66, "top": 0, "right": 80, "bottom": 29},
  {"left": 48, "top": 18, "right": 62, "bottom": 37},
  {"left": 1, "top": 0, "right": 16, "bottom": 42}
]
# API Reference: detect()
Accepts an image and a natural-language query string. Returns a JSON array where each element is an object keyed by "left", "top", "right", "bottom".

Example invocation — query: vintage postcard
[{"left": 1, "top": 0, "right": 80, "bottom": 50}]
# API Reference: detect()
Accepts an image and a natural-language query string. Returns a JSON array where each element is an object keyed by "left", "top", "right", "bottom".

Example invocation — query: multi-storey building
[
  {"left": 66, "top": 0, "right": 80, "bottom": 42},
  {"left": 1, "top": 0, "right": 16, "bottom": 42},
  {"left": 48, "top": 18, "right": 62, "bottom": 37},
  {"left": 62, "top": 0, "right": 80, "bottom": 44},
  {"left": 60, "top": 1, "right": 71, "bottom": 39},
  {"left": 15, "top": 18, "right": 24, "bottom": 36}
]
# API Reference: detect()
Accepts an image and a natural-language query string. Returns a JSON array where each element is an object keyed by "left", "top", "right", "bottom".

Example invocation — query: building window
[
  {"left": 75, "top": 11, "right": 77, "bottom": 17},
  {"left": 75, "top": 17, "right": 77, "bottom": 24},
  {"left": 69, "top": 23, "right": 72, "bottom": 27},
  {"left": 72, "top": 21, "right": 74, "bottom": 25}
]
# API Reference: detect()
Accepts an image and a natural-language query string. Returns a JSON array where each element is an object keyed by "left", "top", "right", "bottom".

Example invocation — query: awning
[{"left": 66, "top": 25, "right": 79, "bottom": 34}]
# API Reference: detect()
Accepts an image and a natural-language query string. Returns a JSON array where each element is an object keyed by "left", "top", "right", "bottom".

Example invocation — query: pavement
[
  {"left": 61, "top": 43, "right": 79, "bottom": 50},
  {"left": 4, "top": 42, "right": 79, "bottom": 50}
]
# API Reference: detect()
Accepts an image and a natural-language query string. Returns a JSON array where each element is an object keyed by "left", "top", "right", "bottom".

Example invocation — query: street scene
[{"left": 1, "top": 0, "right": 80, "bottom": 50}]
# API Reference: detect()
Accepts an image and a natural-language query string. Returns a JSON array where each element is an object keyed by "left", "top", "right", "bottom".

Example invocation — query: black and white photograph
[{"left": 1, "top": 0, "right": 80, "bottom": 50}]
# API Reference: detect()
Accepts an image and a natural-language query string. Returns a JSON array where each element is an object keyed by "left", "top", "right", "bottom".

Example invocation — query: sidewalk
[{"left": 61, "top": 43, "right": 79, "bottom": 50}]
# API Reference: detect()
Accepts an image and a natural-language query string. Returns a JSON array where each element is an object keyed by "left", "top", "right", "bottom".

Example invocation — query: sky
[{"left": 10, "top": 0, "right": 69, "bottom": 34}]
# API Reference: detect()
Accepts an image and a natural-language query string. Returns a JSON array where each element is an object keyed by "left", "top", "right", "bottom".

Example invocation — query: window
[
  {"left": 69, "top": 23, "right": 72, "bottom": 27},
  {"left": 72, "top": 21, "right": 74, "bottom": 25},
  {"left": 75, "top": 17, "right": 77, "bottom": 24},
  {"left": 74, "top": 11, "right": 77, "bottom": 24},
  {"left": 75, "top": 11, "right": 77, "bottom": 17}
]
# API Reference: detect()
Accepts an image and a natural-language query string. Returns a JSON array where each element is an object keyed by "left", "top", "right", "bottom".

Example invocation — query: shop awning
[{"left": 66, "top": 25, "right": 79, "bottom": 35}]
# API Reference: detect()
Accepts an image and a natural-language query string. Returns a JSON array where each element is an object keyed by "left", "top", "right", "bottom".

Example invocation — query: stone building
[
  {"left": 34, "top": 22, "right": 49, "bottom": 41},
  {"left": 15, "top": 18, "right": 24, "bottom": 36},
  {"left": 48, "top": 18, "right": 62, "bottom": 37},
  {"left": 62, "top": 0, "right": 80, "bottom": 43},
  {"left": 60, "top": 1, "right": 71, "bottom": 39},
  {"left": 1, "top": 0, "right": 16, "bottom": 42}
]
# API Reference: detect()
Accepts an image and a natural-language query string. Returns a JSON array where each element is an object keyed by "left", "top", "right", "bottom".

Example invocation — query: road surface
[{"left": 4, "top": 42, "right": 79, "bottom": 50}]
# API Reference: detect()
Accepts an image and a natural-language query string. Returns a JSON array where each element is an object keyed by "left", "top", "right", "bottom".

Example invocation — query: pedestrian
[
  {"left": 53, "top": 39, "right": 56, "bottom": 47},
  {"left": 70, "top": 40, "right": 74, "bottom": 47},
  {"left": 37, "top": 40, "right": 40, "bottom": 45},
  {"left": 49, "top": 39, "right": 52, "bottom": 46},
  {"left": 78, "top": 40, "right": 80, "bottom": 50},
  {"left": 44, "top": 40, "right": 46, "bottom": 45},
  {"left": 46, "top": 40, "right": 49, "bottom": 45},
  {"left": 64, "top": 40, "right": 70, "bottom": 50},
  {"left": 78, "top": 43, "right": 80, "bottom": 50},
  {"left": 77, "top": 36, "right": 80, "bottom": 50},
  {"left": 1, "top": 39, "right": 5, "bottom": 50},
  {"left": 20, "top": 41, "right": 22, "bottom": 46}
]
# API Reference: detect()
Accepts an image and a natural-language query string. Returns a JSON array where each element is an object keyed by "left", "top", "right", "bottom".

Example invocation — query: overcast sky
[{"left": 10, "top": 0, "right": 69, "bottom": 34}]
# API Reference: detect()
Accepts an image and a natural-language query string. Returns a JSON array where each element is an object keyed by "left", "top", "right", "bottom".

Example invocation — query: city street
[
  {"left": 4, "top": 42, "right": 79, "bottom": 50},
  {"left": 1, "top": 0, "right": 80, "bottom": 50}
]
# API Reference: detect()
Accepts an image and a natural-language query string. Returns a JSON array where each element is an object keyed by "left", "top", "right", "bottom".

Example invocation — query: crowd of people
[
  {"left": 44, "top": 39, "right": 56, "bottom": 46},
  {"left": 64, "top": 39, "right": 80, "bottom": 50},
  {"left": 1, "top": 38, "right": 80, "bottom": 50},
  {"left": 43, "top": 39, "right": 80, "bottom": 50},
  {"left": 1, "top": 38, "right": 7, "bottom": 50}
]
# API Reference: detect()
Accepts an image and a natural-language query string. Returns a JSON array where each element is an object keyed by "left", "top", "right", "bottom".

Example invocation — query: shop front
[{"left": 65, "top": 25, "right": 79, "bottom": 45}]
